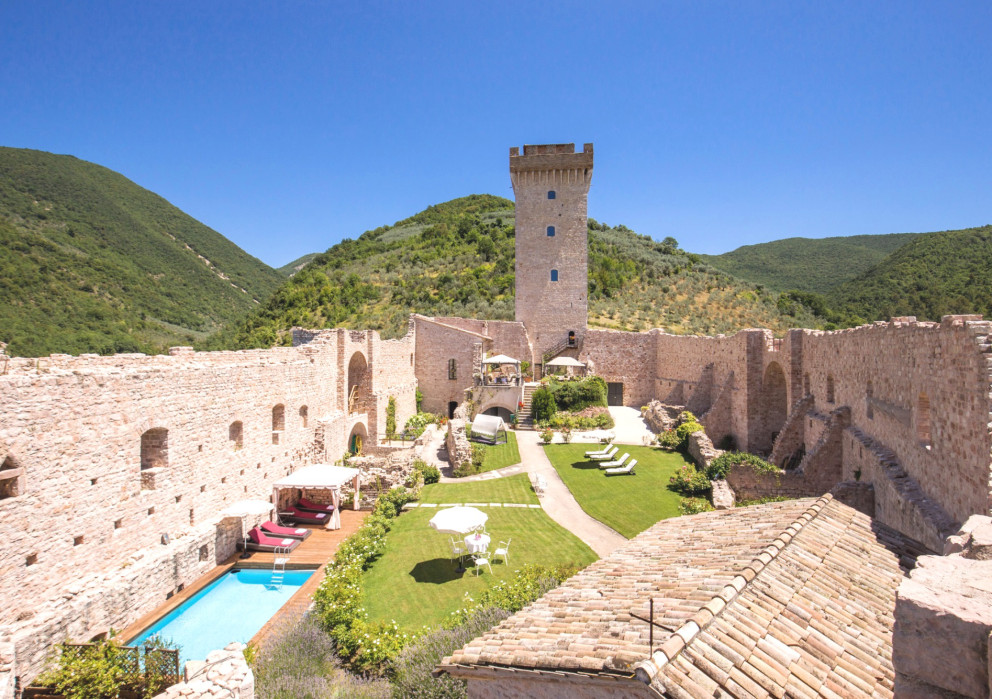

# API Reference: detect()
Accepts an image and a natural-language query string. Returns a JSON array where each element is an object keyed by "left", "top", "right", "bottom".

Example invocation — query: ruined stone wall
[
  {"left": 581, "top": 329, "right": 656, "bottom": 408},
  {"left": 795, "top": 316, "right": 992, "bottom": 529},
  {"left": 413, "top": 316, "right": 484, "bottom": 416},
  {"left": 368, "top": 330, "right": 418, "bottom": 442},
  {"left": 0, "top": 341, "right": 344, "bottom": 627}
]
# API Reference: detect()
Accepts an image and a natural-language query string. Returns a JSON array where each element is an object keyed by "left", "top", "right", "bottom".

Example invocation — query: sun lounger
[
  {"left": 588, "top": 446, "right": 619, "bottom": 461},
  {"left": 296, "top": 497, "right": 335, "bottom": 514},
  {"left": 605, "top": 459, "right": 637, "bottom": 476},
  {"left": 280, "top": 506, "right": 330, "bottom": 525},
  {"left": 585, "top": 442, "right": 614, "bottom": 457},
  {"left": 261, "top": 520, "right": 312, "bottom": 540},
  {"left": 238, "top": 527, "right": 301, "bottom": 553},
  {"left": 598, "top": 452, "right": 630, "bottom": 469}
]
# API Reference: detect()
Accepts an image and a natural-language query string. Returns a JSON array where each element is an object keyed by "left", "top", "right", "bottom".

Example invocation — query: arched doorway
[
  {"left": 760, "top": 362, "right": 788, "bottom": 454},
  {"left": 348, "top": 422, "right": 368, "bottom": 455},
  {"left": 348, "top": 352, "right": 369, "bottom": 414},
  {"left": 483, "top": 406, "right": 513, "bottom": 422}
]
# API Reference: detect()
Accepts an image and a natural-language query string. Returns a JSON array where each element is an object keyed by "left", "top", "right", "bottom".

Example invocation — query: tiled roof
[{"left": 440, "top": 495, "right": 928, "bottom": 698}]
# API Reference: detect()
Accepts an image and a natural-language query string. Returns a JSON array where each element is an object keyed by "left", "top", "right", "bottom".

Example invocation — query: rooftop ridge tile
[{"left": 633, "top": 494, "right": 834, "bottom": 686}]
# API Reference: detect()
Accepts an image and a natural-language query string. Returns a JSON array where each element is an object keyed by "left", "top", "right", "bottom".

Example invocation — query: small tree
[
  {"left": 386, "top": 396, "right": 397, "bottom": 437},
  {"left": 531, "top": 387, "right": 556, "bottom": 422}
]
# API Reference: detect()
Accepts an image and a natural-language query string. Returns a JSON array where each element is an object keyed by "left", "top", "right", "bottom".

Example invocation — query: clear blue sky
[{"left": 2, "top": 1, "right": 990, "bottom": 267}]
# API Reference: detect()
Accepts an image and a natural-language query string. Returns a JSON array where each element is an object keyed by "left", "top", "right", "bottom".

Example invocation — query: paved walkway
[{"left": 515, "top": 430, "right": 626, "bottom": 558}]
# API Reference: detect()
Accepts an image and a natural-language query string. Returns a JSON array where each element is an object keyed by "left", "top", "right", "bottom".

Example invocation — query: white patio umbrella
[{"left": 428, "top": 506, "right": 488, "bottom": 535}]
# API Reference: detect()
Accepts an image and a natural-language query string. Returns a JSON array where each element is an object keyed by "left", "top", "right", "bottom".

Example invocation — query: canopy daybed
[{"left": 271, "top": 464, "right": 361, "bottom": 529}]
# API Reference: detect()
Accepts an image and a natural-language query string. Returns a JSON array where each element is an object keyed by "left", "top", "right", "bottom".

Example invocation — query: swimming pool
[{"left": 129, "top": 567, "right": 314, "bottom": 665}]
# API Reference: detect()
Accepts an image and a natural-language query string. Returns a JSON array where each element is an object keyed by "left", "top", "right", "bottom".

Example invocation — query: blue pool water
[{"left": 130, "top": 568, "right": 314, "bottom": 665}]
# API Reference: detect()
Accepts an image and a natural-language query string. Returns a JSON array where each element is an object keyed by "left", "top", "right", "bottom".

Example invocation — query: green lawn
[
  {"left": 361, "top": 477, "right": 594, "bottom": 631},
  {"left": 478, "top": 430, "right": 520, "bottom": 473},
  {"left": 419, "top": 473, "right": 538, "bottom": 504},
  {"left": 543, "top": 444, "right": 690, "bottom": 538}
]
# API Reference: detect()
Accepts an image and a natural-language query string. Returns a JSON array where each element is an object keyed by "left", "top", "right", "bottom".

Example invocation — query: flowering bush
[
  {"left": 539, "top": 428, "right": 554, "bottom": 444},
  {"left": 658, "top": 429, "right": 680, "bottom": 450},
  {"left": 678, "top": 497, "right": 715, "bottom": 516},
  {"left": 668, "top": 464, "right": 711, "bottom": 496},
  {"left": 559, "top": 426, "right": 572, "bottom": 443}
]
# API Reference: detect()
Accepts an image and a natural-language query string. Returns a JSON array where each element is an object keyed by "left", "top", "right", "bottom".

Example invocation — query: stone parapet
[
  {"left": 894, "top": 516, "right": 992, "bottom": 698},
  {"left": 446, "top": 419, "right": 472, "bottom": 471}
]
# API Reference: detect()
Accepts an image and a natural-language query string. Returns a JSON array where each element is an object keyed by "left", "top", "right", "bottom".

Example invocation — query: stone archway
[
  {"left": 348, "top": 422, "right": 368, "bottom": 455},
  {"left": 759, "top": 362, "right": 788, "bottom": 454},
  {"left": 347, "top": 351, "right": 370, "bottom": 414}
]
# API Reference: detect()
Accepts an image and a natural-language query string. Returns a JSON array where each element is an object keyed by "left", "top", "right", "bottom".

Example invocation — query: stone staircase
[{"left": 517, "top": 383, "right": 539, "bottom": 430}]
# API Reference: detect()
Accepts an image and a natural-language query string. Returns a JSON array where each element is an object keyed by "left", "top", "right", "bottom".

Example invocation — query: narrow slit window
[
  {"left": 448, "top": 358, "right": 457, "bottom": 380},
  {"left": 550, "top": 269, "right": 559, "bottom": 282},
  {"left": 547, "top": 226, "right": 555, "bottom": 237}
]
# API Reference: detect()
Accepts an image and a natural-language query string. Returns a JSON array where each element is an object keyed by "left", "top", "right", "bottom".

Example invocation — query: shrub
[
  {"left": 668, "top": 464, "right": 711, "bottom": 496},
  {"left": 404, "top": 412, "right": 440, "bottom": 437},
  {"left": 658, "top": 429, "right": 680, "bottom": 450},
  {"left": 531, "top": 387, "right": 556, "bottom": 422},
  {"left": 390, "top": 607, "right": 511, "bottom": 699},
  {"left": 547, "top": 376, "right": 607, "bottom": 412},
  {"left": 536, "top": 413, "right": 614, "bottom": 431},
  {"left": 253, "top": 616, "right": 391, "bottom": 698},
  {"left": 413, "top": 458, "right": 441, "bottom": 485},
  {"left": 678, "top": 497, "right": 715, "bottom": 516},
  {"left": 705, "top": 451, "right": 778, "bottom": 481},
  {"left": 674, "top": 419, "right": 704, "bottom": 446},
  {"left": 559, "top": 426, "right": 572, "bottom": 443},
  {"left": 539, "top": 428, "right": 554, "bottom": 444}
]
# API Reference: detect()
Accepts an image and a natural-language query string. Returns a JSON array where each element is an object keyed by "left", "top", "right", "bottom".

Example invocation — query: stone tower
[{"left": 510, "top": 143, "right": 593, "bottom": 366}]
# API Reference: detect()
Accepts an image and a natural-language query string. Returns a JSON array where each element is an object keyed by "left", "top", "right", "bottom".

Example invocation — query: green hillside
[
  {"left": 0, "top": 147, "right": 283, "bottom": 356},
  {"left": 277, "top": 253, "right": 320, "bottom": 277},
  {"left": 205, "top": 196, "right": 820, "bottom": 350},
  {"left": 701, "top": 232, "right": 922, "bottom": 294},
  {"left": 825, "top": 225, "right": 992, "bottom": 322}
]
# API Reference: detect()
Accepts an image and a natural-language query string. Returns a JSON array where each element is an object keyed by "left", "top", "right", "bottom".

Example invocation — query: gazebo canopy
[
  {"left": 546, "top": 356, "right": 585, "bottom": 367},
  {"left": 221, "top": 499, "right": 274, "bottom": 517},
  {"left": 272, "top": 464, "right": 360, "bottom": 491},
  {"left": 483, "top": 354, "right": 520, "bottom": 365},
  {"left": 470, "top": 414, "right": 506, "bottom": 444}
]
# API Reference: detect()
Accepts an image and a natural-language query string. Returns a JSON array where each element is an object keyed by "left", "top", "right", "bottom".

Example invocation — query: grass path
[
  {"left": 543, "top": 444, "right": 690, "bottom": 538},
  {"left": 478, "top": 431, "right": 521, "bottom": 473},
  {"left": 419, "top": 473, "right": 537, "bottom": 504}
]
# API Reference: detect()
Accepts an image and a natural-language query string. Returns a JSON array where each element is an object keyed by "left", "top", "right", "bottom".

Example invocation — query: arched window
[
  {"left": 140, "top": 428, "right": 168, "bottom": 470},
  {"left": 551, "top": 269, "right": 559, "bottom": 282},
  {"left": 299, "top": 405, "right": 309, "bottom": 428},
  {"left": 0, "top": 455, "right": 23, "bottom": 500},
  {"left": 272, "top": 404, "right": 285, "bottom": 431},
  {"left": 547, "top": 190, "right": 556, "bottom": 199},
  {"left": 448, "top": 358, "right": 457, "bottom": 380},
  {"left": 918, "top": 393, "right": 931, "bottom": 449},
  {"left": 547, "top": 226, "right": 555, "bottom": 237},
  {"left": 866, "top": 381, "right": 874, "bottom": 420},
  {"left": 826, "top": 375, "right": 835, "bottom": 404},
  {"left": 229, "top": 421, "right": 243, "bottom": 450}
]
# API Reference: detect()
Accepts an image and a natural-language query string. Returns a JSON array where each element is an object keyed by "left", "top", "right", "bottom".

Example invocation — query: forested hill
[
  {"left": 700, "top": 232, "right": 922, "bottom": 295},
  {"left": 0, "top": 147, "right": 283, "bottom": 357},
  {"left": 204, "top": 195, "right": 820, "bottom": 350},
  {"left": 825, "top": 225, "right": 992, "bottom": 322}
]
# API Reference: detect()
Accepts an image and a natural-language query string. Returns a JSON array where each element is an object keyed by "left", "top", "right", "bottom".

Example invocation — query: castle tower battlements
[{"left": 510, "top": 143, "right": 593, "bottom": 364}]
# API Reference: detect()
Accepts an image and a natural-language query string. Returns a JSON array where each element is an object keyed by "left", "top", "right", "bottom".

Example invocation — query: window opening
[
  {"left": 140, "top": 428, "right": 168, "bottom": 471},
  {"left": 551, "top": 269, "right": 559, "bottom": 282},
  {"left": 918, "top": 392, "right": 931, "bottom": 449},
  {"left": 866, "top": 381, "right": 874, "bottom": 420},
  {"left": 826, "top": 376, "right": 835, "bottom": 404},
  {"left": 547, "top": 226, "right": 555, "bottom": 237},
  {"left": 272, "top": 404, "right": 285, "bottom": 431},
  {"left": 300, "top": 405, "right": 309, "bottom": 428},
  {"left": 448, "top": 358, "right": 457, "bottom": 380},
  {"left": 547, "top": 190, "right": 556, "bottom": 199},
  {"left": 229, "top": 421, "right": 243, "bottom": 449}
]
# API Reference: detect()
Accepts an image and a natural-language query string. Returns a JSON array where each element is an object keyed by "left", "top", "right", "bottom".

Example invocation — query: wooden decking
[{"left": 121, "top": 509, "right": 369, "bottom": 649}]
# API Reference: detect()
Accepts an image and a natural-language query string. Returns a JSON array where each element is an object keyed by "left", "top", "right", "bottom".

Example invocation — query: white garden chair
[
  {"left": 473, "top": 554, "right": 494, "bottom": 576},
  {"left": 493, "top": 538, "right": 511, "bottom": 564},
  {"left": 450, "top": 537, "right": 467, "bottom": 566},
  {"left": 585, "top": 442, "right": 614, "bottom": 457}
]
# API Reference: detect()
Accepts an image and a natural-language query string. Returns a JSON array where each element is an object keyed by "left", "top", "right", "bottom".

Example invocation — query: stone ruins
[{"left": 1, "top": 143, "right": 990, "bottom": 697}]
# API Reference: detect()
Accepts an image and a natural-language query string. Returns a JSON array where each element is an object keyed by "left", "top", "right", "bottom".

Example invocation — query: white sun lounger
[
  {"left": 605, "top": 459, "right": 637, "bottom": 476},
  {"left": 598, "top": 452, "right": 630, "bottom": 469},
  {"left": 585, "top": 442, "right": 614, "bottom": 457},
  {"left": 588, "top": 446, "right": 618, "bottom": 461}
]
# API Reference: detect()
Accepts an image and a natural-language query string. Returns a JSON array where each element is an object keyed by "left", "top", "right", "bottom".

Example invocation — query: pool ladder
[{"left": 271, "top": 548, "right": 290, "bottom": 589}]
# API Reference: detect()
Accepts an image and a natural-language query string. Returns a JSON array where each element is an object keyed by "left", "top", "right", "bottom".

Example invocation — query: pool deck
[{"left": 121, "top": 509, "right": 369, "bottom": 649}]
